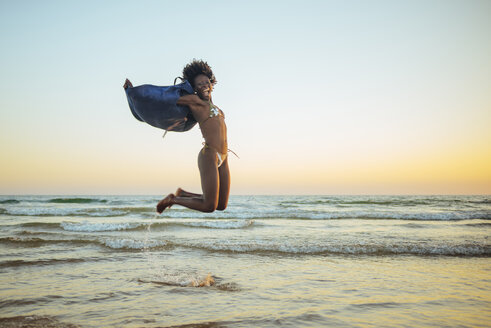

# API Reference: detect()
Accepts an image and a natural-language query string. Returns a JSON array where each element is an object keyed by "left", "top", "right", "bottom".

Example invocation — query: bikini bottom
[
  {"left": 202, "top": 144, "right": 228, "bottom": 168},
  {"left": 216, "top": 152, "right": 227, "bottom": 168}
]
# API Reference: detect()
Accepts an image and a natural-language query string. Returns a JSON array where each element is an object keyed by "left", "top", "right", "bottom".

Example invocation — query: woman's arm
[
  {"left": 177, "top": 94, "right": 208, "bottom": 122},
  {"left": 177, "top": 94, "right": 202, "bottom": 107}
]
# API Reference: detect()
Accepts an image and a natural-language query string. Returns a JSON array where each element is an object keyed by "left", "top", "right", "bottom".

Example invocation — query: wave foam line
[
  {"left": 2, "top": 219, "right": 255, "bottom": 232},
  {"left": 2, "top": 234, "right": 489, "bottom": 256},
  {"left": 102, "top": 238, "right": 168, "bottom": 250},
  {"left": 59, "top": 219, "right": 254, "bottom": 232},
  {"left": 158, "top": 210, "right": 491, "bottom": 221},
  {"left": 96, "top": 236, "right": 491, "bottom": 256},
  {"left": 60, "top": 221, "right": 141, "bottom": 232},
  {"left": 0, "top": 235, "right": 168, "bottom": 251},
  {"left": 178, "top": 241, "right": 491, "bottom": 257},
  {"left": 279, "top": 197, "right": 491, "bottom": 206},
  {"left": 104, "top": 238, "right": 491, "bottom": 256},
  {"left": 163, "top": 219, "right": 254, "bottom": 229},
  {"left": 2, "top": 204, "right": 489, "bottom": 220}
]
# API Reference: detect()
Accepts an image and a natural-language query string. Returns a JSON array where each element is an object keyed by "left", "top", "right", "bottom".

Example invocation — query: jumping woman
[{"left": 125, "top": 60, "right": 230, "bottom": 213}]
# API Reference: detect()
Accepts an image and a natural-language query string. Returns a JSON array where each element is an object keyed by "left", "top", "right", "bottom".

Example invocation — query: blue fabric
[{"left": 125, "top": 80, "right": 197, "bottom": 132}]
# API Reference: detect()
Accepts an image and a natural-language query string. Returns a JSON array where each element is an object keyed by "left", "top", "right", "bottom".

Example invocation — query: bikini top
[
  {"left": 199, "top": 101, "right": 240, "bottom": 159},
  {"left": 200, "top": 101, "right": 224, "bottom": 124}
]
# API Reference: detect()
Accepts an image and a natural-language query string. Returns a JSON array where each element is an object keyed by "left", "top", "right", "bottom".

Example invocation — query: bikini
[{"left": 200, "top": 102, "right": 228, "bottom": 167}]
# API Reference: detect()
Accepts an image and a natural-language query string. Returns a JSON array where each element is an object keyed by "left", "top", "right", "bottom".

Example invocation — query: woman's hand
[{"left": 123, "top": 78, "right": 133, "bottom": 90}]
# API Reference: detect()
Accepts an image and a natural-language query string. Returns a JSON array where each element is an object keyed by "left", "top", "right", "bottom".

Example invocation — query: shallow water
[{"left": 1, "top": 195, "right": 490, "bottom": 327}]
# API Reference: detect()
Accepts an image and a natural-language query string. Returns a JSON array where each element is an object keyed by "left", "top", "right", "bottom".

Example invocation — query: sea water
[{"left": 0, "top": 195, "right": 490, "bottom": 327}]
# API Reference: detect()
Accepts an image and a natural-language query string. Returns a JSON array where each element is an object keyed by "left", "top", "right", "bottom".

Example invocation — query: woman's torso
[{"left": 195, "top": 102, "right": 228, "bottom": 154}]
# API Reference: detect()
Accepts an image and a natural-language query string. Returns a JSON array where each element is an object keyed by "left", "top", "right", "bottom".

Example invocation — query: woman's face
[{"left": 193, "top": 74, "right": 212, "bottom": 101}]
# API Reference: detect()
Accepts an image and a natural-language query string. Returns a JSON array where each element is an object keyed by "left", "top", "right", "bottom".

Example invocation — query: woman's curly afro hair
[{"left": 182, "top": 59, "right": 217, "bottom": 88}]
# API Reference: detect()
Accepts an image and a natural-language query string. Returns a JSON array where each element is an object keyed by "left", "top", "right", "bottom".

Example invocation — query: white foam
[
  {"left": 5, "top": 207, "right": 77, "bottom": 216},
  {"left": 82, "top": 210, "right": 128, "bottom": 217},
  {"left": 177, "top": 239, "right": 490, "bottom": 256},
  {"left": 157, "top": 207, "right": 491, "bottom": 221},
  {"left": 183, "top": 219, "right": 254, "bottom": 229},
  {"left": 102, "top": 238, "right": 167, "bottom": 249},
  {"left": 61, "top": 221, "right": 141, "bottom": 232}
]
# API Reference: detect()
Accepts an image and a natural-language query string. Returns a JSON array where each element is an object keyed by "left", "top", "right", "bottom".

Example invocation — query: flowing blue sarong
[{"left": 125, "top": 80, "right": 197, "bottom": 132}]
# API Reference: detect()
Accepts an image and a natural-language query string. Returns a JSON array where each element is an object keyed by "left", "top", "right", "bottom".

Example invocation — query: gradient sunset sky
[{"left": 0, "top": 0, "right": 489, "bottom": 195}]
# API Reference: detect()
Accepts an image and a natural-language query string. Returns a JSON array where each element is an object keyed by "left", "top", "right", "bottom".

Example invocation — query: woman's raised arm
[{"left": 177, "top": 94, "right": 202, "bottom": 107}]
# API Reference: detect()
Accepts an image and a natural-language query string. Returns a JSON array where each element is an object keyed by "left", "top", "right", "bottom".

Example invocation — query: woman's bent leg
[
  {"left": 175, "top": 188, "right": 201, "bottom": 198},
  {"left": 170, "top": 149, "right": 219, "bottom": 212}
]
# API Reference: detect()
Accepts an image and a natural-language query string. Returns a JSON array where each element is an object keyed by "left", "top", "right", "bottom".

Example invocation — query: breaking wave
[
  {"left": 59, "top": 219, "right": 254, "bottom": 232},
  {"left": 1, "top": 235, "right": 489, "bottom": 256},
  {"left": 60, "top": 221, "right": 142, "bottom": 232}
]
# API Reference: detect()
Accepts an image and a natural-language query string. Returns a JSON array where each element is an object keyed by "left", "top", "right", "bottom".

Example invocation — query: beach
[{"left": 1, "top": 195, "right": 490, "bottom": 327}]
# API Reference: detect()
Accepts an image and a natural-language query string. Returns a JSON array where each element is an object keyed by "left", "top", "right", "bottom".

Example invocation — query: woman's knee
[
  {"left": 216, "top": 202, "right": 227, "bottom": 211},
  {"left": 202, "top": 199, "right": 218, "bottom": 213}
]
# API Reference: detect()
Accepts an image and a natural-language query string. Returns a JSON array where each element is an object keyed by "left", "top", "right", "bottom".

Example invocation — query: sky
[{"left": 0, "top": 0, "right": 490, "bottom": 195}]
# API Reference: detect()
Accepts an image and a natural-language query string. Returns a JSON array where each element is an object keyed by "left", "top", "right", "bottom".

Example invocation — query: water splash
[
  {"left": 142, "top": 214, "right": 160, "bottom": 273},
  {"left": 188, "top": 273, "right": 215, "bottom": 287},
  {"left": 142, "top": 214, "right": 216, "bottom": 287}
]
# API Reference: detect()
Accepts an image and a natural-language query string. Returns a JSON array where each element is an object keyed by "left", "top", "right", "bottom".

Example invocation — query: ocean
[{"left": 0, "top": 195, "right": 490, "bottom": 327}]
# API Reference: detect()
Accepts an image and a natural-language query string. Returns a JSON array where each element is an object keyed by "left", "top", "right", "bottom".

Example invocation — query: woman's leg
[
  {"left": 157, "top": 148, "right": 219, "bottom": 213},
  {"left": 175, "top": 188, "right": 201, "bottom": 198},
  {"left": 174, "top": 159, "right": 229, "bottom": 210},
  {"left": 216, "top": 157, "right": 230, "bottom": 211}
]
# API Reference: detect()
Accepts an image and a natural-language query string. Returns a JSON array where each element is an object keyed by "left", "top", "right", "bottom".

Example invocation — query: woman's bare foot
[
  {"left": 123, "top": 78, "right": 133, "bottom": 90},
  {"left": 175, "top": 188, "right": 201, "bottom": 198},
  {"left": 156, "top": 193, "right": 175, "bottom": 214}
]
